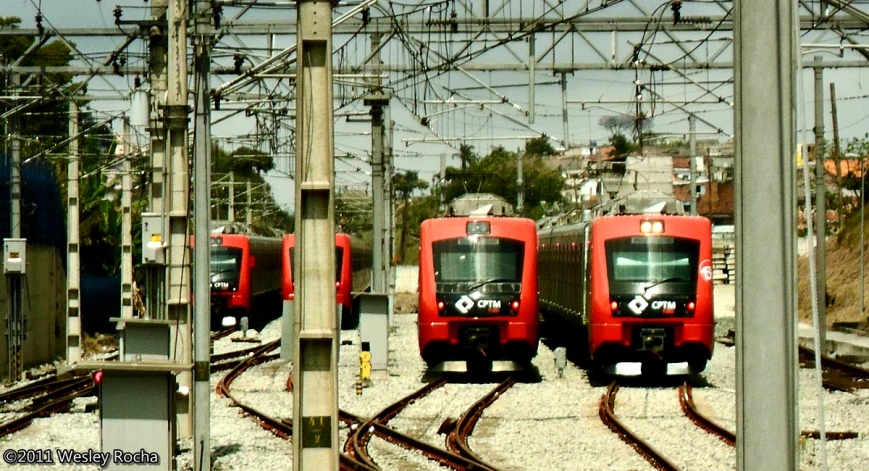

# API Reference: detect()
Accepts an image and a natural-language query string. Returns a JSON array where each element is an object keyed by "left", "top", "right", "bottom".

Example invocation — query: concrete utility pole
[
  {"left": 165, "top": 0, "right": 193, "bottom": 438},
  {"left": 385, "top": 109, "right": 396, "bottom": 320},
  {"left": 830, "top": 83, "right": 843, "bottom": 212},
  {"left": 734, "top": 1, "right": 798, "bottom": 469},
  {"left": 517, "top": 154, "right": 524, "bottom": 212},
  {"left": 383, "top": 110, "right": 396, "bottom": 313},
  {"left": 529, "top": 33, "right": 535, "bottom": 125},
  {"left": 6, "top": 73, "right": 24, "bottom": 381},
  {"left": 689, "top": 114, "right": 698, "bottom": 215},
  {"left": 66, "top": 101, "right": 81, "bottom": 364},
  {"left": 814, "top": 55, "right": 827, "bottom": 352},
  {"left": 367, "top": 32, "right": 390, "bottom": 295},
  {"left": 145, "top": 0, "right": 169, "bottom": 320},
  {"left": 192, "top": 1, "right": 214, "bottom": 468},
  {"left": 246, "top": 180, "right": 252, "bottom": 225},
  {"left": 228, "top": 172, "right": 235, "bottom": 222},
  {"left": 561, "top": 71, "right": 569, "bottom": 149},
  {"left": 121, "top": 117, "right": 133, "bottom": 322},
  {"left": 293, "top": 0, "right": 339, "bottom": 468}
]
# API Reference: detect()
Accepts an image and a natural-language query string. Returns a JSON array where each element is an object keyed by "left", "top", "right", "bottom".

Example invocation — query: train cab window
[
  {"left": 210, "top": 246, "right": 243, "bottom": 276},
  {"left": 335, "top": 247, "right": 344, "bottom": 282},
  {"left": 432, "top": 237, "right": 524, "bottom": 291},
  {"left": 604, "top": 236, "right": 699, "bottom": 284}
]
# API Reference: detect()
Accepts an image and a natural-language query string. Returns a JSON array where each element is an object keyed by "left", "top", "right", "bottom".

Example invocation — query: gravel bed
[
  {"left": 3, "top": 287, "right": 869, "bottom": 470},
  {"left": 469, "top": 343, "right": 653, "bottom": 471}
]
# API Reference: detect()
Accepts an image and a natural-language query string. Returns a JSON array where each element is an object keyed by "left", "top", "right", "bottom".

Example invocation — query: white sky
[{"left": 6, "top": 0, "right": 869, "bottom": 209}]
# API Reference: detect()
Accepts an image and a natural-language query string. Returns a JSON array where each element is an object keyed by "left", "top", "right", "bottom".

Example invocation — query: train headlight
[
  {"left": 610, "top": 300, "right": 619, "bottom": 312},
  {"left": 686, "top": 301, "right": 696, "bottom": 312},
  {"left": 510, "top": 300, "right": 520, "bottom": 313},
  {"left": 437, "top": 301, "right": 445, "bottom": 312},
  {"left": 640, "top": 220, "right": 665, "bottom": 234}
]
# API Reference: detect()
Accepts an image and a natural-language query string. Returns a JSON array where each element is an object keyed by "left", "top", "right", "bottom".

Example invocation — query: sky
[{"left": 6, "top": 0, "right": 869, "bottom": 210}]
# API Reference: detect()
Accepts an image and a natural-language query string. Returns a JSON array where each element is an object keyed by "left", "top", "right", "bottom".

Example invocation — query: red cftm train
[
  {"left": 537, "top": 193, "right": 715, "bottom": 375},
  {"left": 418, "top": 194, "right": 539, "bottom": 371},
  {"left": 281, "top": 233, "right": 372, "bottom": 329},
  {"left": 206, "top": 231, "right": 283, "bottom": 329}
]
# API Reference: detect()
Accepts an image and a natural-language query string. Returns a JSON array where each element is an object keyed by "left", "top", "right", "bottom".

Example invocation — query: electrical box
[
  {"left": 141, "top": 213, "right": 165, "bottom": 264},
  {"left": 3, "top": 239, "right": 26, "bottom": 274}
]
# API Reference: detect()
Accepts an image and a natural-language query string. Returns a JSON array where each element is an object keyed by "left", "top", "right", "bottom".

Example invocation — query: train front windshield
[
  {"left": 604, "top": 236, "right": 699, "bottom": 293},
  {"left": 210, "top": 247, "right": 243, "bottom": 290},
  {"left": 433, "top": 237, "right": 524, "bottom": 292}
]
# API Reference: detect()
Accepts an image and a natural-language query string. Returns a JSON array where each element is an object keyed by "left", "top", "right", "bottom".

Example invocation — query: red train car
[
  {"left": 204, "top": 233, "right": 283, "bottom": 329},
  {"left": 282, "top": 233, "right": 372, "bottom": 329},
  {"left": 538, "top": 201, "right": 714, "bottom": 375},
  {"left": 418, "top": 194, "right": 539, "bottom": 371}
]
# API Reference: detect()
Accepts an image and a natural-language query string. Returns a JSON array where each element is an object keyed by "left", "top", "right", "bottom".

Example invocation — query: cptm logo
[
  {"left": 699, "top": 259, "right": 713, "bottom": 282},
  {"left": 454, "top": 294, "right": 501, "bottom": 314}
]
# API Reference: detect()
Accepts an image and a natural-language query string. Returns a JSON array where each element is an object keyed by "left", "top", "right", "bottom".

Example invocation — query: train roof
[
  {"left": 537, "top": 190, "right": 692, "bottom": 231},
  {"left": 442, "top": 193, "right": 515, "bottom": 217}
]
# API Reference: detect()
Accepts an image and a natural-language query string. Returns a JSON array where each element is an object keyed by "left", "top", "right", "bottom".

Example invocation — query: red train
[
  {"left": 417, "top": 194, "right": 539, "bottom": 371},
  {"left": 538, "top": 203, "right": 714, "bottom": 375},
  {"left": 281, "top": 233, "right": 372, "bottom": 329},
  {"left": 205, "top": 233, "right": 283, "bottom": 329}
]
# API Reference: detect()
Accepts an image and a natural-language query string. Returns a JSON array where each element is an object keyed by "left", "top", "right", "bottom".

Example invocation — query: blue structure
[{"left": 0, "top": 155, "right": 66, "bottom": 256}]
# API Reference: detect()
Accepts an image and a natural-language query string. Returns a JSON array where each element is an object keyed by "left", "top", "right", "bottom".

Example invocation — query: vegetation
[
  {"left": 390, "top": 138, "right": 565, "bottom": 264},
  {"left": 1, "top": 16, "right": 292, "bottom": 279}
]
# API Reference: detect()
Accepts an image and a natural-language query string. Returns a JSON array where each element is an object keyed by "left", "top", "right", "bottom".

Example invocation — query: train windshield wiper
[
  {"left": 467, "top": 278, "right": 515, "bottom": 292},
  {"left": 643, "top": 277, "right": 686, "bottom": 292}
]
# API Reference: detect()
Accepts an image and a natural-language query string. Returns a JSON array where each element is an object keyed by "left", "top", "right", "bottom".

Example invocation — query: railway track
[
  {"left": 599, "top": 381, "right": 682, "bottom": 471},
  {"left": 344, "top": 379, "right": 504, "bottom": 471},
  {"left": 717, "top": 331, "right": 869, "bottom": 391},
  {"left": 0, "top": 376, "right": 95, "bottom": 439},
  {"left": 211, "top": 325, "right": 240, "bottom": 341},
  {"left": 445, "top": 378, "right": 515, "bottom": 470},
  {"left": 214, "top": 338, "right": 376, "bottom": 471},
  {"left": 679, "top": 382, "right": 858, "bottom": 444},
  {"left": 797, "top": 345, "right": 869, "bottom": 392}
]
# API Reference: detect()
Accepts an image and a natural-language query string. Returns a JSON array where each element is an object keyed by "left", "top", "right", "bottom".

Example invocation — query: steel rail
[
  {"left": 678, "top": 382, "right": 735, "bottom": 446},
  {"left": 679, "top": 382, "right": 858, "bottom": 444},
  {"left": 0, "top": 380, "right": 95, "bottom": 438},
  {"left": 599, "top": 381, "right": 681, "bottom": 471},
  {"left": 446, "top": 378, "right": 515, "bottom": 471},
  {"left": 214, "top": 338, "right": 375, "bottom": 471}
]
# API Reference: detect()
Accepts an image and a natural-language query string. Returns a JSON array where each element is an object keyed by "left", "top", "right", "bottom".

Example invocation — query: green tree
[
  {"left": 610, "top": 133, "right": 634, "bottom": 160},
  {"left": 396, "top": 195, "right": 440, "bottom": 264},
  {"left": 524, "top": 137, "right": 557, "bottom": 157},
  {"left": 394, "top": 171, "right": 429, "bottom": 264},
  {"left": 458, "top": 143, "right": 477, "bottom": 170},
  {"left": 441, "top": 141, "right": 564, "bottom": 219}
]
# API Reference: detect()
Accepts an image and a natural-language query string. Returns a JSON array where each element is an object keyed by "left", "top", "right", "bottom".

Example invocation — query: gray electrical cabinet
[
  {"left": 359, "top": 293, "right": 389, "bottom": 373},
  {"left": 141, "top": 213, "right": 165, "bottom": 264},
  {"left": 76, "top": 316, "right": 191, "bottom": 471},
  {"left": 3, "top": 238, "right": 26, "bottom": 274},
  {"left": 99, "top": 370, "right": 176, "bottom": 471}
]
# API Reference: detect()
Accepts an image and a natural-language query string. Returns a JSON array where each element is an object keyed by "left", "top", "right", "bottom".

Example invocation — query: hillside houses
[{"left": 545, "top": 141, "right": 735, "bottom": 224}]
